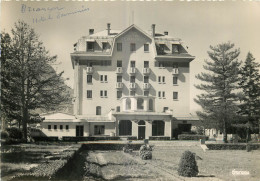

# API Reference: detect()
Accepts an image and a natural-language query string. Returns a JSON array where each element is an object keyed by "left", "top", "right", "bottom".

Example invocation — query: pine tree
[
  {"left": 195, "top": 42, "right": 241, "bottom": 143},
  {"left": 238, "top": 52, "right": 260, "bottom": 141},
  {"left": 1, "top": 20, "right": 72, "bottom": 140}
]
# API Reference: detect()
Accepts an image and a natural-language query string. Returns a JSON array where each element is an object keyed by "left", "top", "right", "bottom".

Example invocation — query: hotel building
[{"left": 41, "top": 23, "right": 199, "bottom": 139}]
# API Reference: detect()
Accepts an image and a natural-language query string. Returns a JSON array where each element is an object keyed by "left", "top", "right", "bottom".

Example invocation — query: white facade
[{"left": 43, "top": 24, "right": 199, "bottom": 139}]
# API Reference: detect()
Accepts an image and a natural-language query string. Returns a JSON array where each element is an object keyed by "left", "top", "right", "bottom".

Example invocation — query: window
[
  {"left": 87, "top": 75, "right": 92, "bottom": 83},
  {"left": 137, "top": 98, "right": 144, "bottom": 110},
  {"left": 54, "top": 125, "right": 57, "bottom": 130},
  {"left": 144, "top": 76, "right": 149, "bottom": 83},
  {"left": 172, "top": 44, "right": 179, "bottom": 53},
  {"left": 173, "top": 63, "right": 178, "bottom": 68},
  {"left": 130, "top": 76, "right": 135, "bottom": 83},
  {"left": 162, "top": 76, "right": 165, "bottom": 83},
  {"left": 48, "top": 125, "right": 51, "bottom": 130},
  {"left": 173, "top": 77, "right": 178, "bottom": 85},
  {"left": 130, "top": 91, "right": 135, "bottom": 96},
  {"left": 173, "top": 92, "right": 178, "bottom": 100},
  {"left": 152, "top": 120, "right": 165, "bottom": 136},
  {"left": 117, "top": 60, "right": 122, "bottom": 67},
  {"left": 158, "top": 91, "right": 161, "bottom": 98},
  {"left": 130, "top": 61, "right": 135, "bottom": 67},
  {"left": 159, "top": 44, "right": 164, "bottom": 53},
  {"left": 66, "top": 125, "right": 69, "bottom": 130},
  {"left": 149, "top": 99, "right": 153, "bottom": 111},
  {"left": 117, "top": 91, "right": 122, "bottom": 99},
  {"left": 144, "top": 91, "right": 149, "bottom": 96},
  {"left": 159, "top": 62, "right": 165, "bottom": 68},
  {"left": 87, "top": 42, "right": 94, "bottom": 51},
  {"left": 158, "top": 76, "right": 161, "bottom": 83},
  {"left": 100, "top": 75, "right": 107, "bottom": 82},
  {"left": 162, "top": 91, "right": 165, "bottom": 98},
  {"left": 119, "top": 120, "right": 132, "bottom": 136},
  {"left": 60, "top": 125, "right": 63, "bottom": 130},
  {"left": 117, "top": 43, "right": 122, "bottom": 51},
  {"left": 126, "top": 98, "right": 131, "bottom": 110},
  {"left": 102, "top": 42, "right": 108, "bottom": 51},
  {"left": 163, "top": 107, "right": 168, "bottom": 112},
  {"left": 96, "top": 106, "right": 101, "bottom": 115},
  {"left": 94, "top": 125, "right": 105, "bottom": 135},
  {"left": 144, "top": 61, "right": 149, "bottom": 68},
  {"left": 87, "top": 90, "right": 92, "bottom": 98},
  {"left": 117, "top": 76, "right": 122, "bottom": 82},
  {"left": 130, "top": 43, "right": 136, "bottom": 51},
  {"left": 116, "top": 106, "right": 120, "bottom": 112},
  {"left": 144, "top": 44, "right": 149, "bottom": 52},
  {"left": 100, "top": 90, "right": 107, "bottom": 97}
]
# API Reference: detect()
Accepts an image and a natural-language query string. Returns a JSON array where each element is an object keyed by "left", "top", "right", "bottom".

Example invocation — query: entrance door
[
  {"left": 138, "top": 126, "right": 145, "bottom": 140},
  {"left": 76, "top": 125, "right": 84, "bottom": 137}
]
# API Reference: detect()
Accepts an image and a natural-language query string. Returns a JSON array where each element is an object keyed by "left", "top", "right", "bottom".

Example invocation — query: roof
[
  {"left": 88, "top": 30, "right": 121, "bottom": 37},
  {"left": 41, "top": 112, "right": 75, "bottom": 120},
  {"left": 115, "top": 24, "right": 152, "bottom": 40}
]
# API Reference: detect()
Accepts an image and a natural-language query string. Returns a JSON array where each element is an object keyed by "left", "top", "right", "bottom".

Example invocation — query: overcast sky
[{"left": 1, "top": 1, "right": 260, "bottom": 114}]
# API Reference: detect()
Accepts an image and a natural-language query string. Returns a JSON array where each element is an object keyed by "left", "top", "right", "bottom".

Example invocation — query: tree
[
  {"left": 1, "top": 20, "right": 72, "bottom": 141},
  {"left": 238, "top": 52, "right": 260, "bottom": 141},
  {"left": 195, "top": 42, "right": 241, "bottom": 143}
]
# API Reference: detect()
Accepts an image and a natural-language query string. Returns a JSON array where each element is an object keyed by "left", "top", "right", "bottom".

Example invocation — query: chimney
[
  {"left": 151, "top": 24, "right": 156, "bottom": 37},
  {"left": 164, "top": 31, "right": 168, "bottom": 36},
  {"left": 107, "top": 23, "right": 111, "bottom": 35},
  {"left": 89, "top": 29, "right": 94, "bottom": 35}
]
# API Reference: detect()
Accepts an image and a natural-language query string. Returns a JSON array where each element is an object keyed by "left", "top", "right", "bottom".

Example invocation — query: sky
[{"left": 1, "top": 1, "right": 260, "bottom": 114}]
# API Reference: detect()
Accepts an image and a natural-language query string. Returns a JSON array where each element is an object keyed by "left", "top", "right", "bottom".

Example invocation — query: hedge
[
  {"left": 62, "top": 136, "right": 121, "bottom": 142},
  {"left": 33, "top": 136, "right": 59, "bottom": 142},
  {"left": 206, "top": 143, "right": 260, "bottom": 150},
  {"left": 149, "top": 136, "right": 170, "bottom": 140},
  {"left": 11, "top": 145, "right": 82, "bottom": 180},
  {"left": 178, "top": 134, "right": 208, "bottom": 140}
]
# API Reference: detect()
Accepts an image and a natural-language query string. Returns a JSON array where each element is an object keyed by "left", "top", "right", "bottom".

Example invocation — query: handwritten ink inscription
[{"left": 21, "top": 4, "right": 90, "bottom": 23}]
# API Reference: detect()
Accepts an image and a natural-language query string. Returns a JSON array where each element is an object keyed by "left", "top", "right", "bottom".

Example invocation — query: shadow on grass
[
  {"left": 1, "top": 166, "right": 30, "bottom": 177},
  {"left": 197, "top": 174, "right": 216, "bottom": 177}
]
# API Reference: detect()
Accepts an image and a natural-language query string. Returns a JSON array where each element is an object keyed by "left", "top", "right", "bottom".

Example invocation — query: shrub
[
  {"left": 178, "top": 151, "right": 198, "bottom": 177},
  {"left": 6, "top": 127, "right": 23, "bottom": 139},
  {"left": 206, "top": 143, "right": 260, "bottom": 150},
  {"left": 139, "top": 145, "right": 152, "bottom": 160},
  {"left": 178, "top": 134, "right": 208, "bottom": 140},
  {"left": 1, "top": 131, "right": 9, "bottom": 139}
]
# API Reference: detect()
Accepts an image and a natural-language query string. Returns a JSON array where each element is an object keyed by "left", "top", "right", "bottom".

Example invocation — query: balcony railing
[
  {"left": 172, "top": 68, "right": 179, "bottom": 76},
  {"left": 129, "top": 67, "right": 136, "bottom": 74},
  {"left": 116, "top": 67, "right": 123, "bottom": 74},
  {"left": 116, "top": 82, "right": 123, "bottom": 89},
  {"left": 86, "top": 67, "right": 94, "bottom": 74},
  {"left": 143, "top": 83, "right": 151, "bottom": 90},
  {"left": 129, "top": 83, "right": 137, "bottom": 89},
  {"left": 143, "top": 68, "right": 151, "bottom": 75}
]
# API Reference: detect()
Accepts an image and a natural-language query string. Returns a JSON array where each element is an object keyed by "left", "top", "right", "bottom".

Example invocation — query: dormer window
[
  {"left": 144, "top": 44, "right": 149, "bottom": 52},
  {"left": 87, "top": 42, "right": 94, "bottom": 52},
  {"left": 172, "top": 44, "right": 179, "bottom": 54},
  {"left": 102, "top": 42, "right": 109, "bottom": 51}
]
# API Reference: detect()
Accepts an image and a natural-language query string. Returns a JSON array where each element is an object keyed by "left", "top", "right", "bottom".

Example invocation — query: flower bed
[
  {"left": 206, "top": 143, "right": 260, "bottom": 150},
  {"left": 178, "top": 134, "right": 208, "bottom": 140}
]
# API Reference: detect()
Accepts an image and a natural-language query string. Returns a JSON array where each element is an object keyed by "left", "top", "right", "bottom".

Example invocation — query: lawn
[
  {"left": 82, "top": 141, "right": 260, "bottom": 181},
  {"left": 0, "top": 143, "right": 77, "bottom": 181}
]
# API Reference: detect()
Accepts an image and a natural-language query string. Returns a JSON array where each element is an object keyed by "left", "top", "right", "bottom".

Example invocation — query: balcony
[
  {"left": 116, "top": 67, "right": 123, "bottom": 74},
  {"left": 86, "top": 67, "right": 94, "bottom": 74},
  {"left": 129, "top": 67, "right": 136, "bottom": 75},
  {"left": 116, "top": 82, "right": 123, "bottom": 89},
  {"left": 172, "top": 68, "right": 179, "bottom": 76},
  {"left": 142, "top": 68, "right": 151, "bottom": 75},
  {"left": 129, "top": 83, "right": 137, "bottom": 89},
  {"left": 143, "top": 83, "right": 151, "bottom": 90}
]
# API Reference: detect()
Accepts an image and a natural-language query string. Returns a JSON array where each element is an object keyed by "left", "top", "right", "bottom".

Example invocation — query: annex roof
[{"left": 41, "top": 112, "right": 75, "bottom": 121}]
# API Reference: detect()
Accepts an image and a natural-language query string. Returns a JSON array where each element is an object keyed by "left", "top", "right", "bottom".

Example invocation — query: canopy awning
[{"left": 86, "top": 39, "right": 95, "bottom": 42}]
